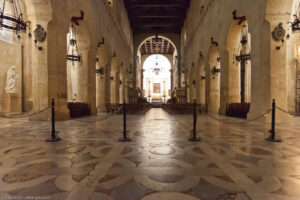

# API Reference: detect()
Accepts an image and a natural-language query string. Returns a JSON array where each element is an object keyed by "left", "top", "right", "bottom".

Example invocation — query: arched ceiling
[
  {"left": 139, "top": 36, "right": 175, "bottom": 55},
  {"left": 124, "top": 0, "right": 190, "bottom": 33}
]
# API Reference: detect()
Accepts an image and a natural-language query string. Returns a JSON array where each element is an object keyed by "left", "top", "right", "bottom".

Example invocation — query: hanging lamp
[
  {"left": 0, "top": 0, "right": 29, "bottom": 34},
  {"left": 66, "top": 22, "right": 81, "bottom": 65}
]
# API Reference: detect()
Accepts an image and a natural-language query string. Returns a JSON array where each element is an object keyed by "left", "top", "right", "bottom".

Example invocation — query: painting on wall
[{"left": 153, "top": 83, "right": 160, "bottom": 93}]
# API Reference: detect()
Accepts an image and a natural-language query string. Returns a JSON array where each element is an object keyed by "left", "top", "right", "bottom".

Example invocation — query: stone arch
[
  {"left": 207, "top": 44, "right": 220, "bottom": 114},
  {"left": 142, "top": 54, "right": 172, "bottom": 103},
  {"left": 226, "top": 19, "right": 251, "bottom": 104},
  {"left": 66, "top": 18, "right": 91, "bottom": 103},
  {"left": 137, "top": 35, "right": 178, "bottom": 57}
]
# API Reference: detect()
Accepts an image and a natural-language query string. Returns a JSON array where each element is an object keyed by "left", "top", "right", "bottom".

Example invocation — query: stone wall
[
  {"left": 182, "top": 0, "right": 297, "bottom": 121},
  {"left": 0, "top": 0, "right": 133, "bottom": 120}
]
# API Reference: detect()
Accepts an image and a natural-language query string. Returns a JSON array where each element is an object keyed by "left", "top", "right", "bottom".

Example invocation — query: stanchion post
[
  {"left": 265, "top": 99, "right": 281, "bottom": 142},
  {"left": 189, "top": 100, "right": 201, "bottom": 142},
  {"left": 119, "top": 99, "right": 131, "bottom": 142},
  {"left": 46, "top": 98, "right": 61, "bottom": 142}
]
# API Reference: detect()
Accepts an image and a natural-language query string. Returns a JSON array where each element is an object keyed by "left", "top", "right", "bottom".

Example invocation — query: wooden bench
[
  {"left": 226, "top": 103, "right": 250, "bottom": 119},
  {"left": 67, "top": 102, "right": 91, "bottom": 118}
]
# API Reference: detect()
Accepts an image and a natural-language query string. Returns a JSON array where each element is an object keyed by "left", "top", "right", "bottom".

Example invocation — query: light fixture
[
  {"left": 288, "top": 3, "right": 300, "bottom": 32},
  {"left": 236, "top": 25, "right": 251, "bottom": 62},
  {"left": 0, "top": 0, "right": 30, "bottom": 35},
  {"left": 153, "top": 33, "right": 160, "bottom": 53},
  {"left": 232, "top": 10, "right": 246, "bottom": 25},
  {"left": 66, "top": 22, "right": 82, "bottom": 65},
  {"left": 96, "top": 67, "right": 105, "bottom": 79}
]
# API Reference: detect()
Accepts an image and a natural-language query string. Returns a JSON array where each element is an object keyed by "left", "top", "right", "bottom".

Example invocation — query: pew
[
  {"left": 226, "top": 103, "right": 250, "bottom": 119},
  {"left": 67, "top": 102, "right": 91, "bottom": 118}
]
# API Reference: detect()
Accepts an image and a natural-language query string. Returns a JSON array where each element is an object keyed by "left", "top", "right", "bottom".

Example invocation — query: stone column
[
  {"left": 42, "top": 20, "right": 69, "bottom": 120},
  {"left": 220, "top": 47, "right": 229, "bottom": 115},
  {"left": 77, "top": 45, "right": 89, "bottom": 103},
  {"left": 87, "top": 47, "right": 97, "bottom": 115},
  {"left": 265, "top": 17, "right": 291, "bottom": 121},
  {"left": 96, "top": 64, "right": 107, "bottom": 112}
]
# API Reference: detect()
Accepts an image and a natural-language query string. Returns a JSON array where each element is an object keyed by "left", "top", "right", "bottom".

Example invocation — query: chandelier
[
  {"left": 153, "top": 33, "right": 160, "bottom": 53},
  {"left": 0, "top": 0, "right": 28, "bottom": 34},
  {"left": 66, "top": 22, "right": 81, "bottom": 65}
]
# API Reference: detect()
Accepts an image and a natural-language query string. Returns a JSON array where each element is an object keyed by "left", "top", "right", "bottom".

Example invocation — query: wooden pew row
[
  {"left": 68, "top": 102, "right": 91, "bottom": 118},
  {"left": 107, "top": 103, "right": 151, "bottom": 115},
  {"left": 225, "top": 103, "right": 250, "bottom": 119},
  {"left": 162, "top": 103, "right": 207, "bottom": 115}
]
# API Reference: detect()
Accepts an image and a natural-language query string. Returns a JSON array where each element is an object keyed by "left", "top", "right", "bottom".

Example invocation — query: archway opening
[
  {"left": 143, "top": 54, "right": 171, "bottom": 103},
  {"left": 66, "top": 20, "right": 90, "bottom": 103},
  {"left": 226, "top": 20, "right": 251, "bottom": 104}
]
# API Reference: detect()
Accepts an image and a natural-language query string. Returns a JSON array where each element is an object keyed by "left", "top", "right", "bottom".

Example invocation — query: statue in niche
[{"left": 5, "top": 66, "right": 18, "bottom": 93}]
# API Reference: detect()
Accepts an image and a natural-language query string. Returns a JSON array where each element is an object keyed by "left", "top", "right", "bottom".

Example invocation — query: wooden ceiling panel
[
  {"left": 140, "top": 37, "right": 175, "bottom": 55},
  {"left": 124, "top": 0, "right": 190, "bottom": 33}
]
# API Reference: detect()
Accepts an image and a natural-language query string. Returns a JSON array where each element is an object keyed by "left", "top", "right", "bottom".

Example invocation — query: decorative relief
[
  {"left": 34, "top": 24, "right": 47, "bottom": 42},
  {"left": 272, "top": 23, "right": 286, "bottom": 41}
]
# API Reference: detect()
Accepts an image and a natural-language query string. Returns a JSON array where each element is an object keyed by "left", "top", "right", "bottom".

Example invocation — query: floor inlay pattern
[{"left": 0, "top": 108, "right": 300, "bottom": 200}]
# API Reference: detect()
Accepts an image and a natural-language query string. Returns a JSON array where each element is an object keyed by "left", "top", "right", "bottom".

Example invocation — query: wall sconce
[
  {"left": 71, "top": 10, "right": 84, "bottom": 25},
  {"left": 288, "top": 15, "right": 300, "bottom": 31},
  {"left": 97, "top": 38, "right": 105, "bottom": 47},
  {"left": 121, "top": 62, "right": 124, "bottom": 66},
  {"left": 120, "top": 80, "right": 122, "bottom": 85},
  {"left": 199, "top": 51, "right": 203, "bottom": 58},
  {"left": 192, "top": 80, "right": 196, "bottom": 85},
  {"left": 112, "top": 52, "right": 116, "bottom": 57},
  {"left": 96, "top": 67, "right": 105, "bottom": 79},
  {"left": 232, "top": 10, "right": 247, "bottom": 25},
  {"left": 200, "top": 76, "right": 206, "bottom": 80},
  {"left": 211, "top": 37, "right": 218, "bottom": 46},
  {"left": 110, "top": 76, "right": 114, "bottom": 80},
  {"left": 211, "top": 66, "right": 221, "bottom": 75}
]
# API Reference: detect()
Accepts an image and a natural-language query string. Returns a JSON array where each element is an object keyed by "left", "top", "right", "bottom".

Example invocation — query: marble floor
[{"left": 0, "top": 108, "right": 300, "bottom": 200}]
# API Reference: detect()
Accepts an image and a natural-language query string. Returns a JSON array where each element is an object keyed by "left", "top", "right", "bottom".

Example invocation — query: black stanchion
[
  {"left": 119, "top": 99, "right": 131, "bottom": 142},
  {"left": 189, "top": 100, "right": 201, "bottom": 142},
  {"left": 46, "top": 98, "right": 61, "bottom": 142},
  {"left": 265, "top": 99, "right": 281, "bottom": 142}
]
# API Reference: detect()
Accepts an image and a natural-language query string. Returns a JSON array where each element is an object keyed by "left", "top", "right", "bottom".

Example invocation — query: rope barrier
[
  {"left": 275, "top": 106, "right": 294, "bottom": 116},
  {"left": 206, "top": 109, "right": 272, "bottom": 125},
  {"left": 0, "top": 107, "right": 50, "bottom": 119},
  {"left": 72, "top": 114, "right": 113, "bottom": 123}
]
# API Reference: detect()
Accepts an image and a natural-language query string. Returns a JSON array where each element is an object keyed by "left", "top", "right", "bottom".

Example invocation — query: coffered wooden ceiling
[
  {"left": 124, "top": 0, "right": 191, "bottom": 33},
  {"left": 140, "top": 37, "right": 175, "bottom": 55}
]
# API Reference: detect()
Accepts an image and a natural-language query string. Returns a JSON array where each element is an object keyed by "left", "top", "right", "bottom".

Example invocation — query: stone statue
[{"left": 5, "top": 66, "right": 18, "bottom": 93}]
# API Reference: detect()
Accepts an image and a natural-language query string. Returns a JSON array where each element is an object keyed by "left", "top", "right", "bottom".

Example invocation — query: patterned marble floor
[{"left": 0, "top": 108, "right": 300, "bottom": 200}]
